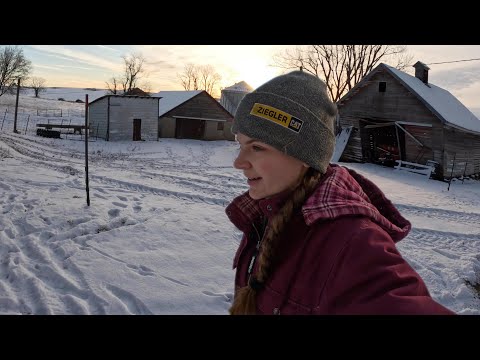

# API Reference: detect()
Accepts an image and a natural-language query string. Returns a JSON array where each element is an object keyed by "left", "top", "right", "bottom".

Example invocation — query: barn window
[
  {"left": 217, "top": 122, "right": 224, "bottom": 131},
  {"left": 379, "top": 82, "right": 387, "bottom": 92}
]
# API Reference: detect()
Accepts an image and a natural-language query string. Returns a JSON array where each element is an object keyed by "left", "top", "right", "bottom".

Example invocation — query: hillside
[
  {"left": 0, "top": 87, "right": 109, "bottom": 111},
  {"left": 26, "top": 87, "right": 110, "bottom": 102},
  {"left": 0, "top": 91, "right": 87, "bottom": 135},
  {"left": 0, "top": 92, "right": 84, "bottom": 114}
]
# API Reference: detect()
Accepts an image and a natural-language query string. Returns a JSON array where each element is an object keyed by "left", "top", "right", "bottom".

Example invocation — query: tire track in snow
[
  {"left": 396, "top": 204, "right": 480, "bottom": 227},
  {"left": 407, "top": 227, "right": 479, "bottom": 251},
  {"left": 91, "top": 174, "right": 232, "bottom": 207},
  {"left": 0, "top": 135, "right": 83, "bottom": 176}
]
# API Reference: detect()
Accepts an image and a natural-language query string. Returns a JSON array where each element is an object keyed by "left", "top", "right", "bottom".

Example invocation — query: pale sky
[
  {"left": 0, "top": 92, "right": 479, "bottom": 314},
  {"left": 17, "top": 45, "right": 480, "bottom": 114},
  {"left": 22, "top": 45, "right": 287, "bottom": 98}
]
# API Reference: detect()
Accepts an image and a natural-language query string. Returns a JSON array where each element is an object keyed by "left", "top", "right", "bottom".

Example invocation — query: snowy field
[{"left": 0, "top": 92, "right": 479, "bottom": 315}]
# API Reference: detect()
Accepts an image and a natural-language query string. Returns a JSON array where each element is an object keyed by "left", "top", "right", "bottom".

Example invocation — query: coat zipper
[{"left": 246, "top": 217, "right": 266, "bottom": 281}]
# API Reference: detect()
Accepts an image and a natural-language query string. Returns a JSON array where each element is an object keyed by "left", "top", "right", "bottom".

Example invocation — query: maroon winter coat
[{"left": 225, "top": 164, "right": 455, "bottom": 315}]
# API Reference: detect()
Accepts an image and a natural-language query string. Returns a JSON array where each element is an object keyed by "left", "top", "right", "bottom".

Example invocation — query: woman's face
[{"left": 233, "top": 133, "right": 308, "bottom": 200}]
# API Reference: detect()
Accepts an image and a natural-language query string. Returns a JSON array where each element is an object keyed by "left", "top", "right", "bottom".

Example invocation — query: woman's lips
[{"left": 247, "top": 177, "right": 261, "bottom": 185}]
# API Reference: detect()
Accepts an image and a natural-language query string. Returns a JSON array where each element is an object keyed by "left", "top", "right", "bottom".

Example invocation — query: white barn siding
[
  {"left": 89, "top": 96, "right": 109, "bottom": 140},
  {"left": 89, "top": 95, "right": 160, "bottom": 141},
  {"left": 109, "top": 97, "right": 158, "bottom": 141}
]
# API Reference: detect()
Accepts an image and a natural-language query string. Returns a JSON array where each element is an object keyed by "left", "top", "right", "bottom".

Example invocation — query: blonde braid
[{"left": 229, "top": 168, "right": 322, "bottom": 315}]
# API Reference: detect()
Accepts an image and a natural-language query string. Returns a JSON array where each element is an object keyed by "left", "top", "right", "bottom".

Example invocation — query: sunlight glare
[{"left": 231, "top": 58, "right": 281, "bottom": 90}]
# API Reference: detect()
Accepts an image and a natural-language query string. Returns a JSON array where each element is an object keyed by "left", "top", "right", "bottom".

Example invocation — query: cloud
[
  {"left": 35, "top": 64, "right": 95, "bottom": 71},
  {"left": 28, "top": 45, "right": 122, "bottom": 72},
  {"left": 432, "top": 65, "right": 480, "bottom": 91},
  {"left": 96, "top": 45, "right": 121, "bottom": 52},
  {"left": 146, "top": 60, "right": 177, "bottom": 73}
]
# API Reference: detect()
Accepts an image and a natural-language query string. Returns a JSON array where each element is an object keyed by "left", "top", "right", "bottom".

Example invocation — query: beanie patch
[
  {"left": 250, "top": 103, "right": 303, "bottom": 134},
  {"left": 232, "top": 70, "right": 338, "bottom": 174}
]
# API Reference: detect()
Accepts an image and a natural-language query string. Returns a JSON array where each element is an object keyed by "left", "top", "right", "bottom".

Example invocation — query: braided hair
[{"left": 229, "top": 167, "right": 322, "bottom": 315}]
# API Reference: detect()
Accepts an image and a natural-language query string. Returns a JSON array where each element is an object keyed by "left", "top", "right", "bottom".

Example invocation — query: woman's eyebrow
[{"left": 238, "top": 139, "right": 260, "bottom": 146}]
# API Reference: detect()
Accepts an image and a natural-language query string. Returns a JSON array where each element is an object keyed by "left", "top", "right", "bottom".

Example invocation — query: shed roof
[
  {"left": 150, "top": 90, "right": 202, "bottom": 116},
  {"left": 89, "top": 94, "right": 160, "bottom": 106}
]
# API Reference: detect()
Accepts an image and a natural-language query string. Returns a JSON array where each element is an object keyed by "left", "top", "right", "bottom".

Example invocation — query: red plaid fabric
[
  {"left": 227, "top": 164, "right": 411, "bottom": 243},
  {"left": 303, "top": 164, "right": 411, "bottom": 242}
]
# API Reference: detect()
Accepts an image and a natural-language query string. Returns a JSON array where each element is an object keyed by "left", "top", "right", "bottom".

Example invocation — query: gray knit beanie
[{"left": 232, "top": 70, "right": 337, "bottom": 174}]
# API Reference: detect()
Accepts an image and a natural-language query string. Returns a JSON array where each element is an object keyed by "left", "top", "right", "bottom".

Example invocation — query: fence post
[
  {"left": 447, "top": 153, "right": 456, "bottom": 191},
  {"left": 462, "top": 152, "right": 468, "bottom": 184},
  {"left": 1, "top": 109, "right": 7, "bottom": 131},
  {"left": 24, "top": 115, "right": 30, "bottom": 135},
  {"left": 13, "top": 78, "right": 20, "bottom": 133},
  {"left": 84, "top": 94, "right": 90, "bottom": 206}
]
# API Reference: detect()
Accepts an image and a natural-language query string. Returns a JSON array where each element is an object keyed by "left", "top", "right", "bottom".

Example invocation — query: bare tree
[
  {"left": 121, "top": 52, "right": 147, "bottom": 93},
  {"left": 141, "top": 81, "right": 152, "bottom": 95},
  {"left": 0, "top": 46, "right": 32, "bottom": 98},
  {"left": 106, "top": 52, "right": 148, "bottom": 95},
  {"left": 272, "top": 45, "right": 413, "bottom": 102},
  {"left": 106, "top": 76, "right": 120, "bottom": 94},
  {"left": 199, "top": 65, "right": 221, "bottom": 96},
  {"left": 177, "top": 63, "right": 221, "bottom": 97},
  {"left": 178, "top": 63, "right": 200, "bottom": 91},
  {"left": 29, "top": 76, "right": 46, "bottom": 97}
]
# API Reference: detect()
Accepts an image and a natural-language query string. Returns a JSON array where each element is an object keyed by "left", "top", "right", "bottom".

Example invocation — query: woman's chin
[
  {"left": 248, "top": 189, "right": 264, "bottom": 200},
  {"left": 249, "top": 188, "right": 275, "bottom": 200}
]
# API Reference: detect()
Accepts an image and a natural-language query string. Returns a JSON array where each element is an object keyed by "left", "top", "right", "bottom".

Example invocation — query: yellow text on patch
[{"left": 250, "top": 103, "right": 303, "bottom": 133}]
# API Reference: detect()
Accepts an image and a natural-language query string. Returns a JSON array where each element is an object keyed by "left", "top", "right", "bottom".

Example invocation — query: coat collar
[
  {"left": 226, "top": 164, "right": 411, "bottom": 243},
  {"left": 225, "top": 187, "right": 293, "bottom": 233}
]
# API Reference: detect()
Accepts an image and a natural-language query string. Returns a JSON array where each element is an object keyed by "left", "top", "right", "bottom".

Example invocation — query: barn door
[
  {"left": 176, "top": 119, "right": 205, "bottom": 139},
  {"left": 364, "top": 122, "right": 400, "bottom": 166},
  {"left": 133, "top": 119, "right": 141, "bottom": 141}
]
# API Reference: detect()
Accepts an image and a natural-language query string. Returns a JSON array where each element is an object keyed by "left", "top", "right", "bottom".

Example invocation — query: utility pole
[
  {"left": 85, "top": 94, "right": 90, "bottom": 206},
  {"left": 13, "top": 78, "right": 21, "bottom": 133}
]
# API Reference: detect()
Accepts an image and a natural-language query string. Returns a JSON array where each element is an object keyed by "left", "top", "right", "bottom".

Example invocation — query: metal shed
[{"left": 88, "top": 95, "right": 161, "bottom": 141}]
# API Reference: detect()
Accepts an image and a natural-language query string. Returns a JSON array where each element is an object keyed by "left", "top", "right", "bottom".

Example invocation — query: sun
[{"left": 231, "top": 58, "right": 281, "bottom": 90}]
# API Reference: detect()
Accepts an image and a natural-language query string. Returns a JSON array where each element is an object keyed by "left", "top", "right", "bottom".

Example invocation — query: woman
[{"left": 225, "top": 70, "right": 454, "bottom": 315}]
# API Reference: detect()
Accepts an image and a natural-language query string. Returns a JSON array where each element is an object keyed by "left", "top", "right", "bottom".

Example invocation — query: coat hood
[
  {"left": 226, "top": 164, "right": 411, "bottom": 243},
  {"left": 302, "top": 164, "right": 411, "bottom": 242}
]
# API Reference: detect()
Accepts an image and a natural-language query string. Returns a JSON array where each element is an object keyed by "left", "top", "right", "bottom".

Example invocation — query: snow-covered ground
[{"left": 0, "top": 93, "right": 479, "bottom": 315}]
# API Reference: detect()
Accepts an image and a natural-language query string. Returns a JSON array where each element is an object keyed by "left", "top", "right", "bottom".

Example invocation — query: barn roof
[
  {"left": 150, "top": 90, "right": 202, "bottom": 116},
  {"left": 385, "top": 64, "right": 480, "bottom": 134},
  {"left": 339, "top": 63, "right": 480, "bottom": 134}
]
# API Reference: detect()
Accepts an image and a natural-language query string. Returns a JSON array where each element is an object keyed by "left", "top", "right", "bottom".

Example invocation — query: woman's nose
[{"left": 233, "top": 151, "right": 250, "bottom": 170}]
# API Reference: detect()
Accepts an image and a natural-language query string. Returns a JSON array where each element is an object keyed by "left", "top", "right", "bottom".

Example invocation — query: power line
[{"left": 425, "top": 57, "right": 480, "bottom": 65}]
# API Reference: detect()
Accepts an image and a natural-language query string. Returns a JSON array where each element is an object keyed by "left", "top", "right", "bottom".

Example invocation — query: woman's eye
[{"left": 252, "top": 145, "right": 263, "bottom": 152}]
